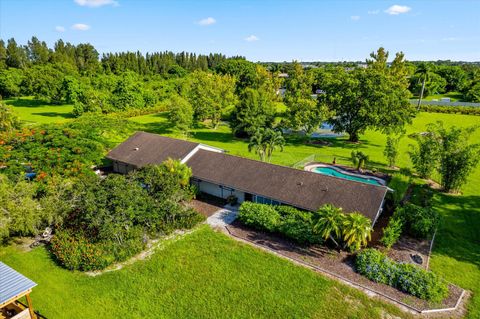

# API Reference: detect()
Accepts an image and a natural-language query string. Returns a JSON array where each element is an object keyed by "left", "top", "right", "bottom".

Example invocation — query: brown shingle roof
[
  {"left": 187, "top": 150, "right": 387, "bottom": 221},
  {"left": 106, "top": 132, "right": 199, "bottom": 168}
]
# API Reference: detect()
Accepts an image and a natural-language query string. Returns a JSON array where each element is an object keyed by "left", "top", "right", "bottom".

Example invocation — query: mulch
[
  {"left": 188, "top": 194, "right": 227, "bottom": 217},
  {"left": 225, "top": 221, "right": 465, "bottom": 315}
]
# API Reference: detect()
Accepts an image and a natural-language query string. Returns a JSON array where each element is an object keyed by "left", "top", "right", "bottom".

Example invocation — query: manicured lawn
[
  {"left": 0, "top": 226, "right": 410, "bottom": 319},
  {"left": 5, "top": 97, "right": 74, "bottom": 124},
  {"left": 417, "top": 91, "right": 464, "bottom": 102}
]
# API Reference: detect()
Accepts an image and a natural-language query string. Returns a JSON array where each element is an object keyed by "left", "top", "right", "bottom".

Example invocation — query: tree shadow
[
  {"left": 191, "top": 131, "right": 235, "bottom": 143},
  {"left": 6, "top": 98, "right": 48, "bottom": 108},
  {"left": 31, "top": 112, "right": 74, "bottom": 119},
  {"left": 137, "top": 121, "right": 173, "bottom": 135}
]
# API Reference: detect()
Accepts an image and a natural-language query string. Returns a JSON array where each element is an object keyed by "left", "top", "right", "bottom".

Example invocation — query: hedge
[
  {"left": 276, "top": 206, "right": 322, "bottom": 244},
  {"left": 237, "top": 202, "right": 322, "bottom": 244},
  {"left": 50, "top": 230, "right": 112, "bottom": 271},
  {"left": 356, "top": 249, "right": 448, "bottom": 302},
  {"left": 237, "top": 202, "right": 281, "bottom": 232},
  {"left": 420, "top": 104, "right": 480, "bottom": 116}
]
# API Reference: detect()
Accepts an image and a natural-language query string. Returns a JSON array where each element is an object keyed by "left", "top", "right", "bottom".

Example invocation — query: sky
[{"left": 1, "top": 0, "right": 479, "bottom": 62}]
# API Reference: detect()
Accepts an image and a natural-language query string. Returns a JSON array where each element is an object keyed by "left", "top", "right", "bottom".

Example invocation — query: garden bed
[{"left": 225, "top": 221, "right": 465, "bottom": 315}]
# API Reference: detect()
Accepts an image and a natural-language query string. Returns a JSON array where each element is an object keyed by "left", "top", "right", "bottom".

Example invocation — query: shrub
[
  {"left": 50, "top": 230, "right": 110, "bottom": 271},
  {"left": 394, "top": 203, "right": 439, "bottom": 238},
  {"left": 171, "top": 208, "right": 206, "bottom": 230},
  {"left": 356, "top": 249, "right": 449, "bottom": 302},
  {"left": 420, "top": 104, "right": 480, "bottom": 116},
  {"left": 276, "top": 206, "right": 321, "bottom": 244},
  {"left": 380, "top": 217, "right": 403, "bottom": 249},
  {"left": 238, "top": 202, "right": 281, "bottom": 232},
  {"left": 355, "top": 249, "right": 398, "bottom": 286},
  {"left": 388, "top": 173, "right": 412, "bottom": 205},
  {"left": 396, "top": 263, "right": 449, "bottom": 302}
]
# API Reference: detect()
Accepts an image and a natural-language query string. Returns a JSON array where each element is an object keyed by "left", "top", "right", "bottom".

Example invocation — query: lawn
[
  {"left": 417, "top": 91, "right": 465, "bottom": 102},
  {"left": 0, "top": 226, "right": 410, "bottom": 319},
  {"left": 3, "top": 98, "right": 480, "bottom": 318},
  {"left": 5, "top": 97, "right": 74, "bottom": 124}
]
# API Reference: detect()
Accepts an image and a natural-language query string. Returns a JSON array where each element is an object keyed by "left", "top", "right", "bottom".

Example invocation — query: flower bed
[{"left": 225, "top": 221, "right": 465, "bottom": 314}]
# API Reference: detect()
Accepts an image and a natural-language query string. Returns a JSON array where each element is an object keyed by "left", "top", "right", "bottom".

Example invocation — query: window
[{"left": 254, "top": 195, "right": 280, "bottom": 206}]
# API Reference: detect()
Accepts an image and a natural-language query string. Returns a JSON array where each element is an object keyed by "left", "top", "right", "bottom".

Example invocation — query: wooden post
[{"left": 25, "top": 293, "right": 35, "bottom": 319}]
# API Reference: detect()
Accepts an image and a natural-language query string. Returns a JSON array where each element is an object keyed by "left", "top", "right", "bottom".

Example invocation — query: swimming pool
[{"left": 312, "top": 166, "right": 385, "bottom": 186}]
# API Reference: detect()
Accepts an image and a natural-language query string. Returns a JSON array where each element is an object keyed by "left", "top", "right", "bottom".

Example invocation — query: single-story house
[{"left": 107, "top": 132, "right": 388, "bottom": 225}]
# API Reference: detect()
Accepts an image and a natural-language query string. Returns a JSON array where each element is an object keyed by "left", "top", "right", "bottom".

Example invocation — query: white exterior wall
[{"left": 197, "top": 180, "right": 245, "bottom": 202}]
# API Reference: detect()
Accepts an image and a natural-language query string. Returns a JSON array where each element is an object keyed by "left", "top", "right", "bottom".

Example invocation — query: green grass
[
  {"left": 4, "top": 97, "right": 480, "bottom": 318},
  {"left": 0, "top": 226, "right": 410, "bottom": 319},
  {"left": 420, "top": 91, "right": 464, "bottom": 102},
  {"left": 5, "top": 97, "right": 74, "bottom": 124}
]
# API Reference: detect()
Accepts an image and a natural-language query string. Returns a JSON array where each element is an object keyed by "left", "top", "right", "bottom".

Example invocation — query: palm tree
[
  {"left": 248, "top": 128, "right": 267, "bottom": 161},
  {"left": 314, "top": 204, "right": 345, "bottom": 248},
  {"left": 342, "top": 212, "right": 372, "bottom": 252},
  {"left": 265, "top": 129, "right": 285, "bottom": 162},
  {"left": 415, "top": 62, "right": 433, "bottom": 110},
  {"left": 351, "top": 150, "right": 369, "bottom": 171}
]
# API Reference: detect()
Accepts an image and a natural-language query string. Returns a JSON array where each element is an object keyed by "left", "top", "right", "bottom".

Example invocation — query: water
[{"left": 312, "top": 167, "right": 384, "bottom": 186}]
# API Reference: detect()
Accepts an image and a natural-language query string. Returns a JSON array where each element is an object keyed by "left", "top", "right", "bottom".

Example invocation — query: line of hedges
[
  {"left": 355, "top": 249, "right": 449, "bottom": 302},
  {"left": 237, "top": 202, "right": 322, "bottom": 244},
  {"left": 420, "top": 104, "right": 480, "bottom": 116}
]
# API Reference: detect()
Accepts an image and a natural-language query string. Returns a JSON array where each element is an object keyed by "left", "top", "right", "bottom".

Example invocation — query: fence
[{"left": 409, "top": 100, "right": 480, "bottom": 107}]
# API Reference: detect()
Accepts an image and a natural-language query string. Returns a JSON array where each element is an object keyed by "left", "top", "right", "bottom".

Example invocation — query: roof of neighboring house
[
  {"left": 106, "top": 132, "right": 199, "bottom": 167},
  {"left": 0, "top": 262, "right": 37, "bottom": 306},
  {"left": 187, "top": 149, "right": 387, "bottom": 221}
]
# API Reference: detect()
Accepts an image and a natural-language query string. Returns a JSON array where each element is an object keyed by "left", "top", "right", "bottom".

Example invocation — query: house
[
  {"left": 107, "top": 132, "right": 388, "bottom": 224},
  {"left": 0, "top": 262, "right": 37, "bottom": 319}
]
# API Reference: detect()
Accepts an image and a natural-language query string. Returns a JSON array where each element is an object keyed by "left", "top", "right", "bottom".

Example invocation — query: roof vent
[
  {"left": 134, "top": 147, "right": 139, "bottom": 151},
  {"left": 297, "top": 181, "right": 304, "bottom": 186}
]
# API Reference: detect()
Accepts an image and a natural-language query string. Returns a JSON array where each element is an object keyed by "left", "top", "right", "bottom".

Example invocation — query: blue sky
[{"left": 1, "top": 0, "right": 479, "bottom": 61}]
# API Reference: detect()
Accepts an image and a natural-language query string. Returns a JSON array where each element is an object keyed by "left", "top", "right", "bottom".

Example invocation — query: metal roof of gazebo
[{"left": 0, "top": 261, "right": 37, "bottom": 308}]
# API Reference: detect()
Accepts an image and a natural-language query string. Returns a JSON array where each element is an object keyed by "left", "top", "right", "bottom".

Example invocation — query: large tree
[
  {"left": 168, "top": 95, "right": 194, "bottom": 137},
  {"left": 318, "top": 48, "right": 414, "bottom": 142},
  {"left": 186, "top": 71, "right": 237, "bottom": 128},
  {"left": 230, "top": 87, "right": 276, "bottom": 137},
  {"left": 284, "top": 62, "right": 327, "bottom": 134}
]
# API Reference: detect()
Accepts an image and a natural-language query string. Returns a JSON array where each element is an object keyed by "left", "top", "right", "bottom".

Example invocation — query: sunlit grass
[{"left": 0, "top": 226, "right": 411, "bottom": 319}]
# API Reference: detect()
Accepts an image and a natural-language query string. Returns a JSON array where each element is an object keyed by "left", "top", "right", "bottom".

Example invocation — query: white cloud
[
  {"left": 74, "top": 0, "right": 118, "bottom": 7},
  {"left": 244, "top": 35, "right": 259, "bottom": 42},
  {"left": 350, "top": 15, "right": 360, "bottom": 21},
  {"left": 385, "top": 5, "right": 411, "bottom": 15},
  {"left": 197, "top": 17, "right": 216, "bottom": 26},
  {"left": 368, "top": 10, "right": 380, "bottom": 15},
  {"left": 55, "top": 26, "right": 66, "bottom": 32},
  {"left": 72, "top": 23, "right": 91, "bottom": 31}
]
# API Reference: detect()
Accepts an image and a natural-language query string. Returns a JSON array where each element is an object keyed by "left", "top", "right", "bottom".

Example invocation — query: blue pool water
[{"left": 313, "top": 167, "right": 384, "bottom": 186}]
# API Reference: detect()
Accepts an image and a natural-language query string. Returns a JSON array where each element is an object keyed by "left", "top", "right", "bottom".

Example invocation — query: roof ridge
[{"left": 191, "top": 148, "right": 387, "bottom": 190}]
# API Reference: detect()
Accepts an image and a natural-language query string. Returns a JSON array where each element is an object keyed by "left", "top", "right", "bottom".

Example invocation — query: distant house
[
  {"left": 107, "top": 132, "right": 388, "bottom": 224},
  {"left": 277, "top": 73, "right": 289, "bottom": 78}
]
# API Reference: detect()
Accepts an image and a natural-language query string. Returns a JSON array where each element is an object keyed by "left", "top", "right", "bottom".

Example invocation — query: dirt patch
[{"left": 225, "top": 221, "right": 465, "bottom": 316}]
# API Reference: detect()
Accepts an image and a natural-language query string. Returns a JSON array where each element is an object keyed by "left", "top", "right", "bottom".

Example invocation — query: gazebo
[{"left": 0, "top": 262, "right": 37, "bottom": 319}]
